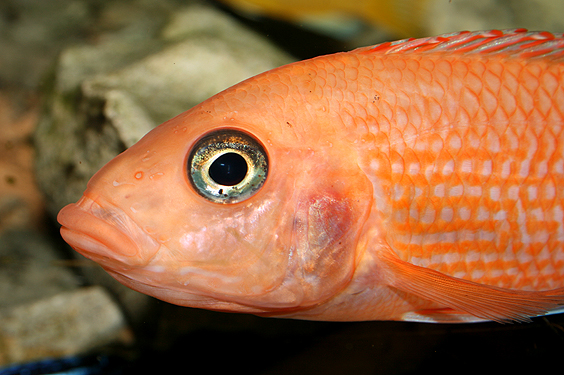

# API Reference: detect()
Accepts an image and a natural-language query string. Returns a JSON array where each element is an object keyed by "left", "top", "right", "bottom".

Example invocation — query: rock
[
  {"left": 0, "top": 92, "right": 44, "bottom": 234},
  {"left": 0, "top": 228, "right": 150, "bottom": 349},
  {"left": 0, "top": 0, "right": 181, "bottom": 89},
  {"left": 34, "top": 3, "right": 295, "bottom": 219},
  {"left": 0, "top": 286, "right": 132, "bottom": 367},
  {"left": 0, "top": 228, "right": 140, "bottom": 367},
  {"left": 0, "top": 0, "right": 93, "bottom": 88},
  {"left": 0, "top": 230, "right": 79, "bottom": 309}
]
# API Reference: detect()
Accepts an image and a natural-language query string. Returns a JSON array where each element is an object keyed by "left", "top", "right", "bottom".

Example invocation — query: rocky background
[{"left": 2, "top": 0, "right": 564, "bottom": 373}]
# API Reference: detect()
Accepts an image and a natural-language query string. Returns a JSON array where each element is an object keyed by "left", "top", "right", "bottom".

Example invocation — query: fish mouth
[{"left": 57, "top": 195, "right": 160, "bottom": 267}]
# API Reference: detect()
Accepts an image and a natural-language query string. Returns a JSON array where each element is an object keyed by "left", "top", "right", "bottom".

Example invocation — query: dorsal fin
[{"left": 357, "top": 29, "right": 564, "bottom": 60}]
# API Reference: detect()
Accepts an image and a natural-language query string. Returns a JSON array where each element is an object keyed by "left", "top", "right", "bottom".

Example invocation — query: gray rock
[
  {"left": 0, "top": 286, "right": 131, "bottom": 367},
  {"left": 0, "top": 230, "right": 79, "bottom": 309},
  {"left": 0, "top": 0, "right": 181, "bottom": 88},
  {"left": 0, "top": 0, "right": 92, "bottom": 88},
  {"left": 0, "top": 228, "right": 154, "bottom": 336},
  {"left": 35, "top": 3, "right": 295, "bottom": 218}
]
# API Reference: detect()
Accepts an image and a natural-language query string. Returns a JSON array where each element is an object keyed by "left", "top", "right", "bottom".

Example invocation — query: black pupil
[{"left": 209, "top": 152, "right": 248, "bottom": 186}]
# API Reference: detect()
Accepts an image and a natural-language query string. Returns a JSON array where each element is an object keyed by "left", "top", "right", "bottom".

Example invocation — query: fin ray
[
  {"left": 380, "top": 250, "right": 564, "bottom": 323},
  {"left": 358, "top": 29, "right": 564, "bottom": 61}
]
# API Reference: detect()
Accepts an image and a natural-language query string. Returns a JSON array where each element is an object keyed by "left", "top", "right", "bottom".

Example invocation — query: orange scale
[
  {"left": 479, "top": 219, "right": 497, "bottom": 233},
  {"left": 465, "top": 214, "right": 492, "bottom": 232},
  {"left": 459, "top": 194, "right": 483, "bottom": 209},
  {"left": 401, "top": 144, "right": 421, "bottom": 162},
  {"left": 460, "top": 260, "right": 485, "bottom": 279},
  {"left": 443, "top": 217, "right": 467, "bottom": 232},
  {"left": 390, "top": 221, "right": 411, "bottom": 234},
  {"left": 480, "top": 199, "right": 502, "bottom": 218},
  {"left": 395, "top": 243, "right": 425, "bottom": 261},
  {"left": 523, "top": 217, "right": 547, "bottom": 234}
]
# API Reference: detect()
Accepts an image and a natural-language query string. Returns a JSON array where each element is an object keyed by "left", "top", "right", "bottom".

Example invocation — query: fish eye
[{"left": 188, "top": 129, "right": 268, "bottom": 203}]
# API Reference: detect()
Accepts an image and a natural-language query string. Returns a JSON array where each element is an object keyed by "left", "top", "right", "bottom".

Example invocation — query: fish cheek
[{"left": 294, "top": 195, "right": 359, "bottom": 304}]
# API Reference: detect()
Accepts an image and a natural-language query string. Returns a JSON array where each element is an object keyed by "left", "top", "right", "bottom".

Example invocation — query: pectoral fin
[{"left": 380, "top": 251, "right": 564, "bottom": 323}]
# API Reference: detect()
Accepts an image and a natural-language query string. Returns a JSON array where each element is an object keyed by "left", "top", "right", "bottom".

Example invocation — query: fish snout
[{"left": 57, "top": 195, "right": 160, "bottom": 267}]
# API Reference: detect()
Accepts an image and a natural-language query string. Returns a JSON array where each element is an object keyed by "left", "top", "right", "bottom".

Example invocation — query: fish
[
  {"left": 216, "top": 0, "right": 428, "bottom": 38},
  {"left": 57, "top": 29, "right": 564, "bottom": 323}
]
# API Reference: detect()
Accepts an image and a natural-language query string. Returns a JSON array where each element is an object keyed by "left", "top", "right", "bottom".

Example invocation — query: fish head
[{"left": 57, "top": 105, "right": 373, "bottom": 314}]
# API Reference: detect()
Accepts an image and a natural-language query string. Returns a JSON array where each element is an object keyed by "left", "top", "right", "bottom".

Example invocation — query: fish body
[
  {"left": 217, "top": 0, "right": 428, "bottom": 38},
  {"left": 58, "top": 30, "right": 564, "bottom": 323}
]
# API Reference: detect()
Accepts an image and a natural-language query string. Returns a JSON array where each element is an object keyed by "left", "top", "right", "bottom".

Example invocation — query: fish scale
[
  {"left": 336, "top": 35, "right": 564, "bottom": 293},
  {"left": 58, "top": 30, "right": 564, "bottom": 323}
]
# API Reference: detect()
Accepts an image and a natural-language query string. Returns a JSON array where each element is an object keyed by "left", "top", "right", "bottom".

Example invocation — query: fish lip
[{"left": 57, "top": 195, "right": 160, "bottom": 267}]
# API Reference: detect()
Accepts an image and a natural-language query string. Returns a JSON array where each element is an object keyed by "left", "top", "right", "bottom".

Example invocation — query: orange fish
[
  {"left": 58, "top": 29, "right": 564, "bottom": 323},
  {"left": 218, "top": 0, "right": 429, "bottom": 38}
]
